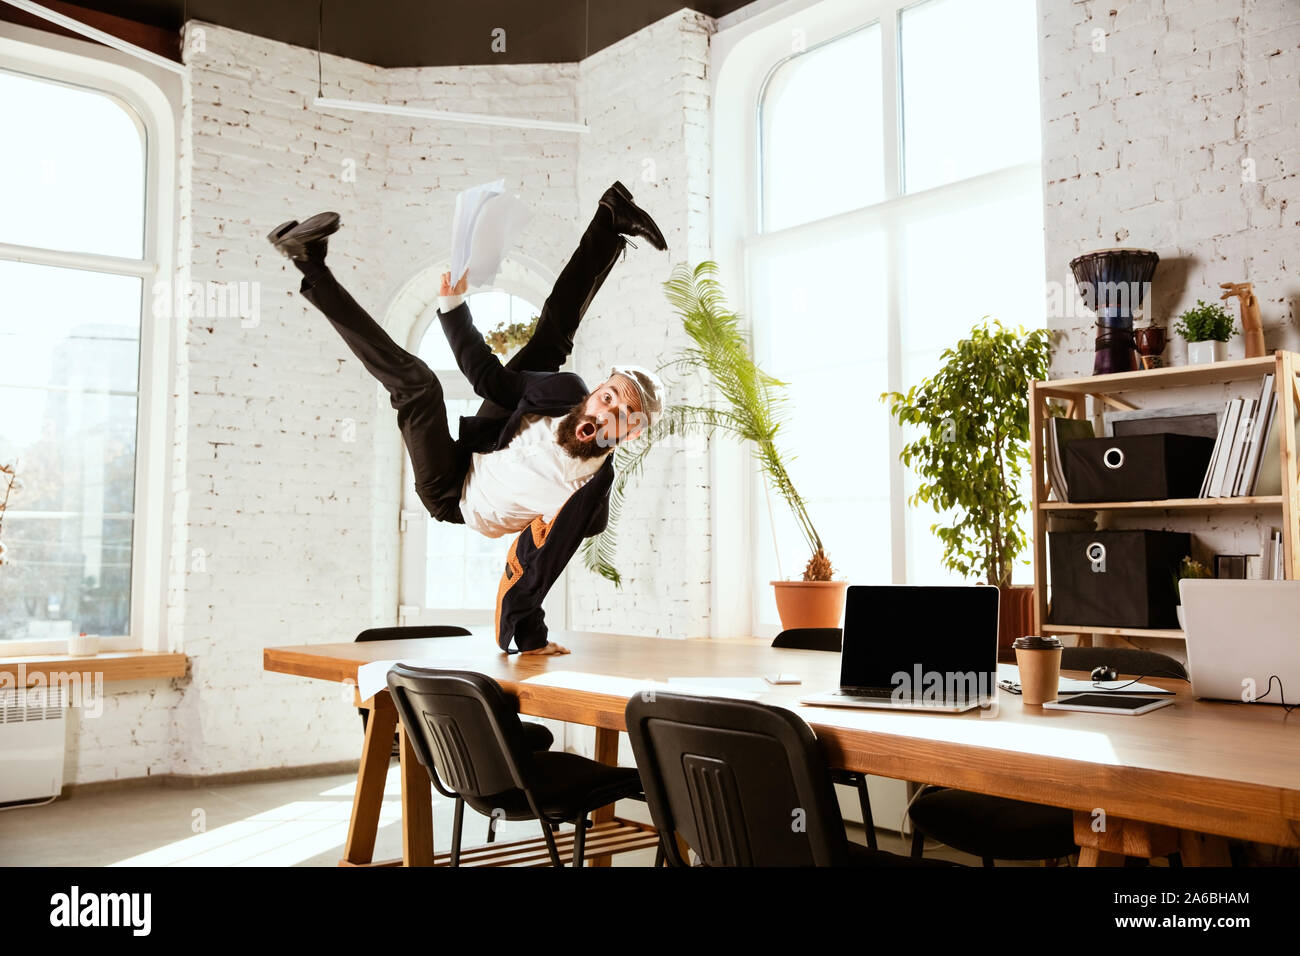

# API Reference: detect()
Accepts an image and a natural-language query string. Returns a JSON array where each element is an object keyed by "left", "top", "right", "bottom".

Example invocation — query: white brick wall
[
  {"left": 1038, "top": 0, "right": 1300, "bottom": 659},
  {"left": 1040, "top": 0, "right": 1300, "bottom": 376},
  {"left": 66, "top": 11, "right": 718, "bottom": 783},
  {"left": 569, "top": 10, "right": 717, "bottom": 639}
]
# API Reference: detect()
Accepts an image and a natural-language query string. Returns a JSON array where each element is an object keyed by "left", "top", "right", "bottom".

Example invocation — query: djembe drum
[{"left": 1069, "top": 248, "right": 1160, "bottom": 375}]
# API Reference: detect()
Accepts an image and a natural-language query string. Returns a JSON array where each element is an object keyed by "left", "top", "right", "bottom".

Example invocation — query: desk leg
[
  {"left": 1074, "top": 811, "right": 1180, "bottom": 866},
  {"left": 1178, "top": 831, "right": 1232, "bottom": 866},
  {"left": 342, "top": 694, "right": 398, "bottom": 866},
  {"left": 588, "top": 726, "right": 620, "bottom": 868},
  {"left": 400, "top": 722, "right": 435, "bottom": 867}
]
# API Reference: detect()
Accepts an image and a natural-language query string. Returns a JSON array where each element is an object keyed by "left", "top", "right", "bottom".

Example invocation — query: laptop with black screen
[{"left": 800, "top": 585, "right": 999, "bottom": 713}]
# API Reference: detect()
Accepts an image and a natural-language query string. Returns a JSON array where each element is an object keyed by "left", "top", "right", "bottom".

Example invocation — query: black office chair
[
  {"left": 354, "top": 625, "right": 555, "bottom": 758},
  {"left": 625, "top": 690, "right": 959, "bottom": 867},
  {"left": 356, "top": 626, "right": 553, "bottom": 844},
  {"left": 387, "top": 665, "right": 646, "bottom": 867},
  {"left": 770, "top": 628, "right": 878, "bottom": 850},
  {"left": 908, "top": 647, "right": 1189, "bottom": 867}
]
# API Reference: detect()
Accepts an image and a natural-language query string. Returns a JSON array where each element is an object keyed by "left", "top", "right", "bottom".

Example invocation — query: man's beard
[{"left": 555, "top": 401, "right": 612, "bottom": 460}]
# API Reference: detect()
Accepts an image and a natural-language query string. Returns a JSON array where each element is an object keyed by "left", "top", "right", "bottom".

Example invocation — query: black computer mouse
[{"left": 1091, "top": 665, "right": 1119, "bottom": 682}]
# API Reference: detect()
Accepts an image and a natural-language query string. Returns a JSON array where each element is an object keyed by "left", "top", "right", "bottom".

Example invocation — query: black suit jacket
[{"left": 439, "top": 301, "right": 614, "bottom": 652}]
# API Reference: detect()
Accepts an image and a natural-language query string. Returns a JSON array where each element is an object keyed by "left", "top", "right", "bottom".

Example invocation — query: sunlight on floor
[{"left": 110, "top": 778, "right": 405, "bottom": 867}]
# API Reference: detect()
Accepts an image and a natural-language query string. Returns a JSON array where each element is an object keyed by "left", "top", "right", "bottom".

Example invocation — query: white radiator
[{"left": 0, "top": 686, "right": 66, "bottom": 804}]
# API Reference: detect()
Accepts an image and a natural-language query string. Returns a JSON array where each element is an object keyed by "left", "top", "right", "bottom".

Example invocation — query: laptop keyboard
[{"left": 834, "top": 687, "right": 978, "bottom": 707}]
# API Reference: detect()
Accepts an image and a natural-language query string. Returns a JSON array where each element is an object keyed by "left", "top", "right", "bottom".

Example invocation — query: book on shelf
[
  {"left": 1046, "top": 417, "right": 1096, "bottom": 501},
  {"left": 1234, "top": 374, "right": 1275, "bottom": 495},
  {"left": 1252, "top": 377, "right": 1295, "bottom": 497},
  {"left": 1220, "top": 398, "right": 1257, "bottom": 498},
  {"left": 1200, "top": 399, "right": 1242, "bottom": 498}
]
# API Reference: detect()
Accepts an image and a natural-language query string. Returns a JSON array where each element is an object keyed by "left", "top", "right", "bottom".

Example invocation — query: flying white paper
[{"left": 449, "top": 179, "right": 533, "bottom": 287}]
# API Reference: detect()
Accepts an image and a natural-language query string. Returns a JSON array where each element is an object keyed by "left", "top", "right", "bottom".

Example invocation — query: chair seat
[
  {"left": 467, "top": 751, "right": 642, "bottom": 823},
  {"left": 846, "top": 842, "right": 963, "bottom": 868},
  {"left": 909, "top": 789, "right": 1075, "bottom": 861}
]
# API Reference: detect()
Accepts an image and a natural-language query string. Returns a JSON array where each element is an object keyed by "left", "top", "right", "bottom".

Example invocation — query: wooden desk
[{"left": 263, "top": 628, "right": 1300, "bottom": 867}]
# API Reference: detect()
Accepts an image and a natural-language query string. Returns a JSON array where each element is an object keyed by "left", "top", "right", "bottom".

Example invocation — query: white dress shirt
[
  {"left": 458, "top": 413, "right": 609, "bottom": 539},
  {"left": 440, "top": 293, "right": 606, "bottom": 537}
]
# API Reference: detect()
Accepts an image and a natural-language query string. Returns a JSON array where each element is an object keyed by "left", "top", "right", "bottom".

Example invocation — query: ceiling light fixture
[
  {"left": 1, "top": 0, "right": 187, "bottom": 75},
  {"left": 310, "top": 0, "right": 589, "bottom": 135}
]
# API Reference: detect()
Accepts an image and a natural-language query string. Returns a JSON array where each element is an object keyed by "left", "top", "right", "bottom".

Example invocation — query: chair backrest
[
  {"left": 771, "top": 628, "right": 842, "bottom": 652},
  {"left": 386, "top": 665, "right": 532, "bottom": 800},
  {"left": 355, "top": 625, "right": 472, "bottom": 643},
  {"left": 624, "top": 691, "right": 850, "bottom": 867},
  {"left": 1060, "top": 646, "right": 1187, "bottom": 681}
]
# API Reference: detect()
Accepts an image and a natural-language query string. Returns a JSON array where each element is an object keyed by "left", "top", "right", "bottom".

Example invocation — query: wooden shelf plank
[
  {"left": 1042, "top": 624, "right": 1185, "bottom": 640},
  {"left": 1040, "top": 496, "right": 1284, "bottom": 512},
  {"left": 1035, "top": 354, "right": 1282, "bottom": 396}
]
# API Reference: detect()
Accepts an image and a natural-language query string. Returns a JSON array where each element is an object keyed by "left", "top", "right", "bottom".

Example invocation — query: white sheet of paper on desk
[
  {"left": 521, "top": 671, "right": 664, "bottom": 697},
  {"left": 666, "top": 677, "right": 768, "bottom": 700},
  {"left": 355, "top": 658, "right": 481, "bottom": 701}
]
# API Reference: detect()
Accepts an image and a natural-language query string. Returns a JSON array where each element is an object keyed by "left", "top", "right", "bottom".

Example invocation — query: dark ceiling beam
[
  {"left": 0, "top": 0, "right": 181, "bottom": 62},
  {"left": 4, "top": 1, "right": 748, "bottom": 68}
]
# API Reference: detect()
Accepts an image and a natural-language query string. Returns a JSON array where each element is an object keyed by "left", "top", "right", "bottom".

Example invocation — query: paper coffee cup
[{"left": 1013, "top": 635, "right": 1063, "bottom": 706}]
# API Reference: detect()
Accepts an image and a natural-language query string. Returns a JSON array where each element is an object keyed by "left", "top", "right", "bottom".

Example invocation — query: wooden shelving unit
[{"left": 1030, "top": 351, "right": 1300, "bottom": 644}]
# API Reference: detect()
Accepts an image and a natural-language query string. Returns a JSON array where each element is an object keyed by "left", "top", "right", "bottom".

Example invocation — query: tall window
[
  {"left": 0, "top": 68, "right": 149, "bottom": 646},
  {"left": 747, "top": 0, "right": 1045, "bottom": 628},
  {"left": 410, "top": 289, "right": 543, "bottom": 618}
]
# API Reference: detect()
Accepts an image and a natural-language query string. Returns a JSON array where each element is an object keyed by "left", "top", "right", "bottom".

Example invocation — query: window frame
[
  {"left": 710, "top": 0, "right": 1044, "bottom": 636},
  {"left": 0, "top": 24, "right": 178, "bottom": 656}
]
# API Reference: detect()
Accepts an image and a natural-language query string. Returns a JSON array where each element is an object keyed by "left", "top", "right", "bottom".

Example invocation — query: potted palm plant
[
  {"left": 582, "top": 262, "right": 845, "bottom": 628},
  {"left": 882, "top": 321, "right": 1053, "bottom": 653}
]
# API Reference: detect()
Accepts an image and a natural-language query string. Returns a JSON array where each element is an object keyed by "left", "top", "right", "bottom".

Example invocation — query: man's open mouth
[{"left": 576, "top": 420, "right": 597, "bottom": 442}]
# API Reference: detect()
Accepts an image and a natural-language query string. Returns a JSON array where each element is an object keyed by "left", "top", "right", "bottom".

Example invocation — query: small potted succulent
[
  {"left": 1173, "top": 556, "right": 1212, "bottom": 630},
  {"left": 1173, "top": 299, "right": 1237, "bottom": 365}
]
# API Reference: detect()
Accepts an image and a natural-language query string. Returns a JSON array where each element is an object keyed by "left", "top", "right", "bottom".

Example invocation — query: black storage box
[
  {"left": 1064, "top": 434, "right": 1215, "bottom": 501},
  {"left": 1048, "top": 530, "right": 1190, "bottom": 629}
]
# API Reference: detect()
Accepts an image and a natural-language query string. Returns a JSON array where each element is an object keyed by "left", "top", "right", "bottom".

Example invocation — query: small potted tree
[
  {"left": 882, "top": 321, "right": 1053, "bottom": 653},
  {"left": 485, "top": 315, "right": 540, "bottom": 362},
  {"left": 582, "top": 262, "right": 846, "bottom": 629},
  {"left": 1173, "top": 299, "right": 1237, "bottom": 365}
]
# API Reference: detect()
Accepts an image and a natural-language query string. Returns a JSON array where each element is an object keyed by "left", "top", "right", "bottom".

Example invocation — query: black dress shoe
[
  {"left": 598, "top": 182, "right": 667, "bottom": 251},
  {"left": 268, "top": 211, "right": 341, "bottom": 262}
]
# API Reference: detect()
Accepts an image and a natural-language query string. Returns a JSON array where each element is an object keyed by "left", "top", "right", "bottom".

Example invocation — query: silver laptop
[
  {"left": 800, "top": 584, "right": 999, "bottom": 713},
  {"left": 1181, "top": 579, "right": 1300, "bottom": 705}
]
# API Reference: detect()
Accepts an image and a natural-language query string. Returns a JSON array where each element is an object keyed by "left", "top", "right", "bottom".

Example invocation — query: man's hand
[
  {"left": 440, "top": 269, "right": 469, "bottom": 297},
  {"left": 520, "top": 641, "right": 570, "bottom": 656}
]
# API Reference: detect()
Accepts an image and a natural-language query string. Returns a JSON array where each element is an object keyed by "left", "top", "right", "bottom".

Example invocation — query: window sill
[{"left": 0, "top": 650, "right": 189, "bottom": 684}]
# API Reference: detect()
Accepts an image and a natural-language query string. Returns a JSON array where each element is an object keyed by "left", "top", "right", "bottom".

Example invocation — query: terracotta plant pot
[
  {"left": 997, "top": 584, "right": 1037, "bottom": 658},
  {"left": 771, "top": 580, "right": 849, "bottom": 630}
]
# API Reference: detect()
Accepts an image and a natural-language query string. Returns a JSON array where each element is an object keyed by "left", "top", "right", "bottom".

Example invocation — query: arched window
[
  {"left": 400, "top": 288, "right": 551, "bottom": 624},
  {"left": 0, "top": 62, "right": 165, "bottom": 652},
  {"left": 730, "top": 0, "right": 1045, "bottom": 632}
]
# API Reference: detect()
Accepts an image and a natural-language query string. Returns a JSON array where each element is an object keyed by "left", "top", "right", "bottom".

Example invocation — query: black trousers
[{"left": 296, "top": 206, "right": 625, "bottom": 525}]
